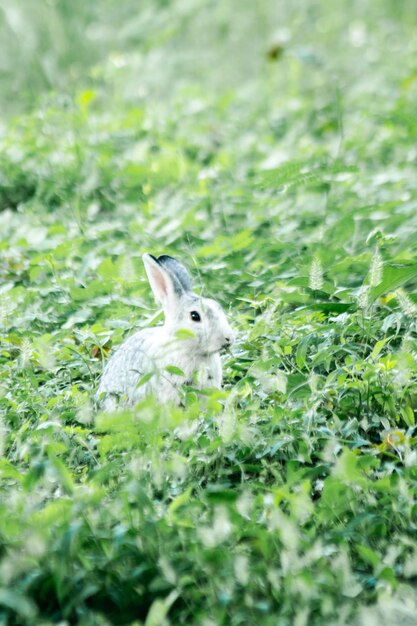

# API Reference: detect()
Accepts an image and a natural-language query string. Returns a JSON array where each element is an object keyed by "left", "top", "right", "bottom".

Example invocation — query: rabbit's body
[
  {"left": 97, "top": 254, "right": 231, "bottom": 410},
  {"left": 97, "top": 327, "right": 222, "bottom": 411}
]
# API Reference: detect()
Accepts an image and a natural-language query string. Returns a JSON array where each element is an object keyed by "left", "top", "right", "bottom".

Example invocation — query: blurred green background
[
  {"left": 2, "top": 0, "right": 416, "bottom": 117},
  {"left": 2, "top": 2, "right": 417, "bottom": 626}
]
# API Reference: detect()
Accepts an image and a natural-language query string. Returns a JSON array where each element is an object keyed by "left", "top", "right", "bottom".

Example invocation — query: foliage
[{"left": 1, "top": 0, "right": 417, "bottom": 625}]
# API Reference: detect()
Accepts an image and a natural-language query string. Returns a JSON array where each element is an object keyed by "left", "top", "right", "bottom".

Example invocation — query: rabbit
[{"left": 97, "top": 253, "right": 234, "bottom": 411}]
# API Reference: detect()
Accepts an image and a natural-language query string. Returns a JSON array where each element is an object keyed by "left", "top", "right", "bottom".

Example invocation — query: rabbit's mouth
[{"left": 202, "top": 344, "right": 231, "bottom": 357}]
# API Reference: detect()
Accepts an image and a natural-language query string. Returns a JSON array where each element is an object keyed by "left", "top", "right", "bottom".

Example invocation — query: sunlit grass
[{"left": 1, "top": 1, "right": 417, "bottom": 625}]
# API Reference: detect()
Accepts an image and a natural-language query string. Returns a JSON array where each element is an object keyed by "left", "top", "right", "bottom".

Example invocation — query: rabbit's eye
[{"left": 190, "top": 311, "right": 201, "bottom": 322}]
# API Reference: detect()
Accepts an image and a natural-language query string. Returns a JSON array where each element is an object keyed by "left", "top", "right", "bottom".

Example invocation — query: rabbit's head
[{"left": 143, "top": 253, "right": 234, "bottom": 355}]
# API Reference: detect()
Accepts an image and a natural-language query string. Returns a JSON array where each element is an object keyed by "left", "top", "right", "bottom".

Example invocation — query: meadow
[{"left": 1, "top": 1, "right": 417, "bottom": 624}]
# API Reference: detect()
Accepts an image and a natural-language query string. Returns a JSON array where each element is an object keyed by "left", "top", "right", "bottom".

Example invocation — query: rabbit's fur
[{"left": 97, "top": 253, "right": 234, "bottom": 410}]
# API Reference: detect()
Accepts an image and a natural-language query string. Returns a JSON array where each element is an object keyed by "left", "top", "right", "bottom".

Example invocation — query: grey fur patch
[
  {"left": 97, "top": 328, "right": 153, "bottom": 400},
  {"left": 157, "top": 255, "right": 193, "bottom": 295},
  {"left": 203, "top": 301, "right": 217, "bottom": 320}
]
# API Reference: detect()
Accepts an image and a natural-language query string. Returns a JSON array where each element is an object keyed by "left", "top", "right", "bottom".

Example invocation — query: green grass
[{"left": 1, "top": 1, "right": 417, "bottom": 624}]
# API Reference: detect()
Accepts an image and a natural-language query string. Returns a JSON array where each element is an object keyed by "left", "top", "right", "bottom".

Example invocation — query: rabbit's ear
[
  {"left": 143, "top": 253, "right": 174, "bottom": 306},
  {"left": 143, "top": 253, "right": 190, "bottom": 308},
  {"left": 156, "top": 255, "right": 193, "bottom": 294}
]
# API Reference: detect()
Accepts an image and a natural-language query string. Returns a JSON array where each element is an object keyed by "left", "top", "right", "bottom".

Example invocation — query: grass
[{"left": 1, "top": 0, "right": 417, "bottom": 624}]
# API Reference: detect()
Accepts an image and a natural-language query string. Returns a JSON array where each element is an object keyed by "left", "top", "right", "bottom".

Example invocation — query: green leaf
[
  {"left": 370, "top": 263, "right": 417, "bottom": 300},
  {"left": 296, "top": 335, "right": 313, "bottom": 369},
  {"left": 167, "top": 487, "right": 192, "bottom": 518},
  {"left": 370, "top": 338, "right": 389, "bottom": 360},
  {"left": 401, "top": 405, "right": 415, "bottom": 426},
  {"left": 0, "top": 460, "right": 24, "bottom": 482},
  {"left": 175, "top": 329, "right": 196, "bottom": 340},
  {"left": 333, "top": 449, "right": 362, "bottom": 483},
  {"left": 47, "top": 453, "right": 75, "bottom": 495},
  {"left": 165, "top": 365, "right": 185, "bottom": 376},
  {"left": 145, "top": 590, "right": 179, "bottom": 626},
  {"left": 0, "top": 589, "right": 37, "bottom": 619},
  {"left": 136, "top": 371, "right": 155, "bottom": 388},
  {"left": 308, "top": 302, "right": 352, "bottom": 313},
  {"left": 357, "top": 544, "right": 381, "bottom": 568}
]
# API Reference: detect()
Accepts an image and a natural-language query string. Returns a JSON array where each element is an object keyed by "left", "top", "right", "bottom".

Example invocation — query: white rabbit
[{"left": 97, "top": 253, "right": 234, "bottom": 411}]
